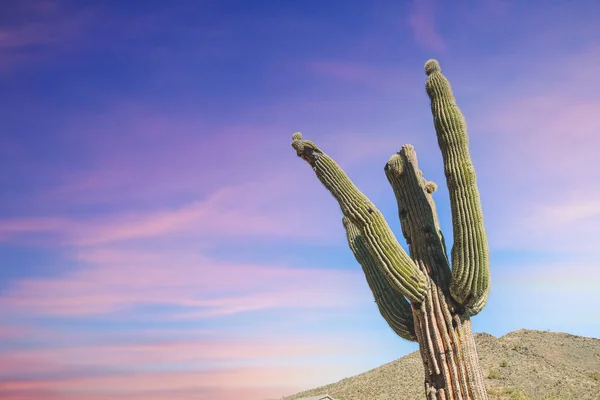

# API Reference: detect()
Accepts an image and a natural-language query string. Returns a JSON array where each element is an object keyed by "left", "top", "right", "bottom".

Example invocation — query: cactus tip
[
  {"left": 291, "top": 132, "right": 305, "bottom": 153},
  {"left": 425, "top": 181, "right": 437, "bottom": 193},
  {"left": 385, "top": 152, "right": 405, "bottom": 175},
  {"left": 387, "top": 152, "right": 402, "bottom": 164},
  {"left": 424, "top": 59, "right": 441, "bottom": 76}
]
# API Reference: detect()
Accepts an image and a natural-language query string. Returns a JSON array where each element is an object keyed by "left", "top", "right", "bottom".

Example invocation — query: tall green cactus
[{"left": 291, "top": 59, "right": 490, "bottom": 399}]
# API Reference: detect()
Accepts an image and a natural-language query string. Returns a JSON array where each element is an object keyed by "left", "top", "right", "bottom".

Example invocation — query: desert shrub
[
  {"left": 509, "top": 389, "right": 530, "bottom": 400},
  {"left": 488, "top": 369, "right": 502, "bottom": 379}
]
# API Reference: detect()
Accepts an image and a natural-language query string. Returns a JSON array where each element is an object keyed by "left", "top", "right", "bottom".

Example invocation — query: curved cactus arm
[
  {"left": 424, "top": 60, "right": 490, "bottom": 314},
  {"left": 291, "top": 132, "right": 428, "bottom": 304},
  {"left": 466, "top": 286, "right": 489, "bottom": 316},
  {"left": 384, "top": 145, "right": 451, "bottom": 286},
  {"left": 343, "top": 216, "right": 417, "bottom": 342}
]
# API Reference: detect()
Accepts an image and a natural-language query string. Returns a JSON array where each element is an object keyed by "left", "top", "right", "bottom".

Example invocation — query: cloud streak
[
  {"left": 0, "top": 325, "right": 373, "bottom": 400},
  {"left": 408, "top": 0, "right": 445, "bottom": 52},
  {"left": 0, "top": 172, "right": 344, "bottom": 247},
  {"left": 0, "top": 365, "right": 347, "bottom": 400},
  {"left": 460, "top": 47, "right": 600, "bottom": 253},
  {"left": 0, "top": 1, "right": 97, "bottom": 73},
  {"left": 0, "top": 246, "right": 365, "bottom": 318}
]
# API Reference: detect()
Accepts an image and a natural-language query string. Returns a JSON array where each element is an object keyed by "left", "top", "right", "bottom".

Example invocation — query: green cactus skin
[
  {"left": 291, "top": 133, "right": 428, "bottom": 304},
  {"left": 384, "top": 145, "right": 451, "bottom": 288},
  {"left": 425, "top": 59, "right": 490, "bottom": 315},
  {"left": 290, "top": 59, "right": 490, "bottom": 399},
  {"left": 343, "top": 216, "right": 417, "bottom": 342},
  {"left": 384, "top": 145, "right": 486, "bottom": 398}
]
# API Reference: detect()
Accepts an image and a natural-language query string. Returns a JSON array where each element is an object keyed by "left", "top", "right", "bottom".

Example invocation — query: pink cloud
[
  {"left": 481, "top": 95, "right": 600, "bottom": 176},
  {"left": 3, "top": 103, "right": 416, "bottom": 248},
  {"left": 0, "top": 387, "right": 294, "bottom": 400},
  {"left": 489, "top": 199, "right": 600, "bottom": 253},
  {"left": 4, "top": 0, "right": 60, "bottom": 17},
  {"left": 305, "top": 60, "right": 414, "bottom": 93},
  {"left": 0, "top": 171, "right": 344, "bottom": 246},
  {"left": 0, "top": 247, "right": 366, "bottom": 317},
  {"left": 0, "top": 243, "right": 373, "bottom": 400},
  {"left": 0, "top": 336, "right": 369, "bottom": 373},
  {"left": 464, "top": 47, "right": 600, "bottom": 253},
  {"left": 37, "top": 108, "right": 266, "bottom": 205},
  {"left": 0, "top": 3, "right": 96, "bottom": 73},
  {"left": 6, "top": 105, "right": 339, "bottom": 225},
  {"left": 408, "top": 0, "right": 445, "bottom": 52},
  {"left": 0, "top": 217, "right": 75, "bottom": 240},
  {"left": 0, "top": 326, "right": 31, "bottom": 340},
  {"left": 0, "top": 356, "right": 366, "bottom": 400},
  {"left": 46, "top": 104, "right": 407, "bottom": 207},
  {"left": 0, "top": 367, "right": 325, "bottom": 399},
  {"left": 70, "top": 176, "right": 339, "bottom": 245}
]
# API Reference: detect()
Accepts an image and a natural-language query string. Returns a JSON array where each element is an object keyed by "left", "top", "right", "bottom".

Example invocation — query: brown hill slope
[{"left": 284, "top": 330, "right": 600, "bottom": 400}]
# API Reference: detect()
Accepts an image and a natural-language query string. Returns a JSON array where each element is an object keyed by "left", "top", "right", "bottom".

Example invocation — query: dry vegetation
[{"left": 284, "top": 330, "right": 600, "bottom": 400}]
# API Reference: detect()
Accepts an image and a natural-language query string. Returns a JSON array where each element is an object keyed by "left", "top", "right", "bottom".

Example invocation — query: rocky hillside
[{"left": 284, "top": 330, "right": 600, "bottom": 400}]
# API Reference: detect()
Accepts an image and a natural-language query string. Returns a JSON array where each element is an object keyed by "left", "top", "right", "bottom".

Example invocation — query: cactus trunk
[
  {"left": 412, "top": 283, "right": 488, "bottom": 399},
  {"left": 290, "top": 59, "right": 491, "bottom": 399},
  {"left": 386, "top": 145, "right": 488, "bottom": 399}
]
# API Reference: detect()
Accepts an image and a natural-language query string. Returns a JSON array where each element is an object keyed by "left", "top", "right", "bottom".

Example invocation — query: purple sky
[{"left": 1, "top": 0, "right": 600, "bottom": 399}]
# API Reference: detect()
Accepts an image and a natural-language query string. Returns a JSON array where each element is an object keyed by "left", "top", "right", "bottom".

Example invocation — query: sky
[{"left": 1, "top": 0, "right": 599, "bottom": 399}]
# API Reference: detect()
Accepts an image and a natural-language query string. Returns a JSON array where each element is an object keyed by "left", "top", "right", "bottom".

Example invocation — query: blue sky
[{"left": 1, "top": 0, "right": 599, "bottom": 399}]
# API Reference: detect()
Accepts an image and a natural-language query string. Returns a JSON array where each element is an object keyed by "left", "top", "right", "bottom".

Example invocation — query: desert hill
[{"left": 284, "top": 330, "right": 600, "bottom": 400}]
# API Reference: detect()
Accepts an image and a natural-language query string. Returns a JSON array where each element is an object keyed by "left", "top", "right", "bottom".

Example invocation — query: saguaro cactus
[{"left": 291, "top": 59, "right": 491, "bottom": 399}]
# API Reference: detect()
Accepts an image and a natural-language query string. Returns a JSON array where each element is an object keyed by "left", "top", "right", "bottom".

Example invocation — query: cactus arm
[
  {"left": 291, "top": 132, "right": 428, "bottom": 304},
  {"left": 343, "top": 216, "right": 417, "bottom": 342},
  {"left": 424, "top": 60, "right": 490, "bottom": 314},
  {"left": 384, "top": 145, "right": 451, "bottom": 287}
]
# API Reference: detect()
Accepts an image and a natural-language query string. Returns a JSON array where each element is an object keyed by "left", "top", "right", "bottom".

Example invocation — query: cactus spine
[{"left": 291, "top": 59, "right": 491, "bottom": 399}]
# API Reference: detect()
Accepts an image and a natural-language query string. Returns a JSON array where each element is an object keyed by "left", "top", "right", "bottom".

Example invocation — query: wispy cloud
[
  {"left": 0, "top": 1, "right": 97, "bottom": 73},
  {"left": 465, "top": 46, "right": 600, "bottom": 253},
  {"left": 490, "top": 199, "right": 600, "bottom": 253},
  {"left": 2, "top": 100, "right": 423, "bottom": 248},
  {"left": 407, "top": 0, "right": 445, "bottom": 52},
  {"left": 0, "top": 364, "right": 352, "bottom": 400},
  {"left": 32, "top": 110, "right": 271, "bottom": 206},
  {"left": 0, "top": 218, "right": 73, "bottom": 240},
  {"left": 0, "top": 328, "right": 372, "bottom": 400},
  {"left": 0, "top": 337, "right": 369, "bottom": 372},
  {"left": 0, "top": 246, "right": 365, "bottom": 318},
  {"left": 69, "top": 178, "right": 325, "bottom": 246},
  {"left": 305, "top": 59, "right": 413, "bottom": 92},
  {"left": 0, "top": 326, "right": 30, "bottom": 340},
  {"left": 0, "top": 173, "right": 342, "bottom": 247},
  {"left": 481, "top": 95, "right": 600, "bottom": 179},
  {"left": 0, "top": 240, "right": 371, "bottom": 400}
]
